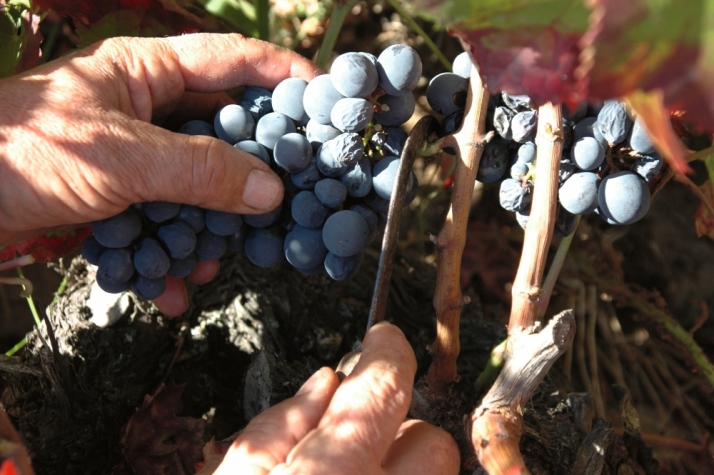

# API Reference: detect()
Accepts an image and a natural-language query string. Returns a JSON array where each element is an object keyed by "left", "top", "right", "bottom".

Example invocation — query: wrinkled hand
[
  {"left": 0, "top": 33, "right": 319, "bottom": 315},
  {"left": 213, "top": 322, "right": 460, "bottom": 475}
]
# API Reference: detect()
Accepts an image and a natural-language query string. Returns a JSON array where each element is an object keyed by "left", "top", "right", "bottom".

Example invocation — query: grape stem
[
  {"left": 425, "top": 65, "right": 489, "bottom": 392},
  {"left": 508, "top": 103, "right": 564, "bottom": 331},
  {"left": 314, "top": 0, "right": 354, "bottom": 70}
]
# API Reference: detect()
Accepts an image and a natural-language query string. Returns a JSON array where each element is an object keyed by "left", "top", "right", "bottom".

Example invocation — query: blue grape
[
  {"left": 330, "top": 98, "right": 374, "bottom": 132},
  {"left": 315, "top": 178, "right": 348, "bottom": 208},
  {"left": 239, "top": 86, "right": 273, "bottom": 121},
  {"left": 245, "top": 227, "right": 285, "bottom": 267},
  {"left": 96, "top": 274, "right": 130, "bottom": 294},
  {"left": 322, "top": 210, "right": 370, "bottom": 257},
  {"left": 627, "top": 118, "right": 656, "bottom": 155},
  {"left": 303, "top": 74, "right": 344, "bottom": 125},
  {"left": 97, "top": 248, "right": 134, "bottom": 285},
  {"left": 439, "top": 111, "right": 463, "bottom": 155},
  {"left": 511, "top": 110, "right": 537, "bottom": 143},
  {"left": 426, "top": 72, "right": 468, "bottom": 116},
  {"left": 178, "top": 120, "right": 215, "bottom": 137},
  {"left": 476, "top": 138, "right": 509, "bottom": 184},
  {"left": 81, "top": 235, "right": 106, "bottom": 265},
  {"left": 306, "top": 120, "right": 341, "bottom": 152},
  {"left": 341, "top": 157, "right": 372, "bottom": 198},
  {"left": 291, "top": 191, "right": 329, "bottom": 228},
  {"left": 274, "top": 133, "right": 312, "bottom": 173},
  {"left": 376, "top": 44, "right": 422, "bottom": 96},
  {"left": 227, "top": 225, "right": 248, "bottom": 252},
  {"left": 558, "top": 172, "right": 599, "bottom": 215},
  {"left": 243, "top": 203, "right": 282, "bottom": 228},
  {"left": 284, "top": 225, "right": 327, "bottom": 269},
  {"left": 363, "top": 189, "right": 390, "bottom": 215},
  {"left": 597, "top": 171, "right": 650, "bottom": 225},
  {"left": 499, "top": 178, "right": 533, "bottom": 213},
  {"left": 559, "top": 157, "right": 576, "bottom": 184},
  {"left": 517, "top": 142, "right": 536, "bottom": 163},
  {"left": 158, "top": 221, "right": 197, "bottom": 259},
  {"left": 272, "top": 78, "right": 309, "bottom": 124},
  {"left": 214, "top": 104, "right": 255, "bottom": 144},
  {"left": 290, "top": 159, "right": 322, "bottom": 190},
  {"left": 515, "top": 207, "right": 530, "bottom": 230},
  {"left": 330, "top": 52, "right": 379, "bottom": 98},
  {"left": 167, "top": 253, "right": 198, "bottom": 278},
  {"left": 374, "top": 93, "right": 415, "bottom": 126},
  {"left": 596, "top": 100, "right": 632, "bottom": 146},
  {"left": 91, "top": 208, "right": 142, "bottom": 248},
  {"left": 134, "top": 237, "right": 170, "bottom": 279},
  {"left": 143, "top": 201, "right": 181, "bottom": 223},
  {"left": 255, "top": 112, "right": 297, "bottom": 150},
  {"left": 234, "top": 140, "right": 270, "bottom": 166},
  {"left": 572, "top": 137, "right": 606, "bottom": 171},
  {"left": 510, "top": 161, "right": 529, "bottom": 180},
  {"left": 452, "top": 51, "right": 472, "bottom": 79},
  {"left": 493, "top": 106, "right": 515, "bottom": 140},
  {"left": 205, "top": 210, "right": 243, "bottom": 236},
  {"left": 372, "top": 156, "right": 414, "bottom": 200},
  {"left": 195, "top": 229, "right": 228, "bottom": 261},
  {"left": 324, "top": 251, "right": 364, "bottom": 281},
  {"left": 381, "top": 127, "right": 408, "bottom": 156},
  {"left": 573, "top": 117, "right": 607, "bottom": 148},
  {"left": 131, "top": 275, "right": 167, "bottom": 300},
  {"left": 633, "top": 153, "right": 663, "bottom": 182},
  {"left": 316, "top": 132, "right": 364, "bottom": 177},
  {"left": 296, "top": 264, "right": 324, "bottom": 275},
  {"left": 176, "top": 205, "right": 205, "bottom": 233},
  {"left": 501, "top": 92, "right": 532, "bottom": 111}
]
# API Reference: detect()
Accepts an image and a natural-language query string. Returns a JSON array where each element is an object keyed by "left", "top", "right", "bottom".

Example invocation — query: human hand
[
  {"left": 0, "top": 33, "right": 319, "bottom": 315},
  {"left": 212, "top": 322, "right": 460, "bottom": 475}
]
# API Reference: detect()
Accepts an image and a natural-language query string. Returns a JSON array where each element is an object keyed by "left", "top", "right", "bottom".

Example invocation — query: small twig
[
  {"left": 471, "top": 310, "right": 576, "bottom": 475},
  {"left": 426, "top": 65, "right": 489, "bottom": 392},
  {"left": 0, "top": 277, "right": 34, "bottom": 298},
  {"left": 367, "top": 115, "right": 438, "bottom": 330},
  {"left": 585, "top": 285, "right": 604, "bottom": 418},
  {"left": 508, "top": 104, "right": 563, "bottom": 331}
]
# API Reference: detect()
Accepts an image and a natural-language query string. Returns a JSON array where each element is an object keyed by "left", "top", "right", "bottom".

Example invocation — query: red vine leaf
[
  {"left": 0, "top": 227, "right": 91, "bottom": 264},
  {"left": 115, "top": 383, "right": 205, "bottom": 475}
]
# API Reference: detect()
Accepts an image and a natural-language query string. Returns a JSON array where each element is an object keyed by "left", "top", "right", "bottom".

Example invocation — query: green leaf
[
  {"left": 0, "top": 6, "right": 23, "bottom": 77},
  {"left": 202, "top": 0, "right": 259, "bottom": 37}
]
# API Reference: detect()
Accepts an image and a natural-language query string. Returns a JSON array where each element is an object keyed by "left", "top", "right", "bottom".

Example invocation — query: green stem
[
  {"left": 537, "top": 215, "right": 581, "bottom": 319},
  {"left": 686, "top": 145, "right": 714, "bottom": 163},
  {"left": 38, "top": 20, "right": 61, "bottom": 64},
  {"left": 315, "top": 1, "right": 352, "bottom": 70},
  {"left": 474, "top": 339, "right": 507, "bottom": 395},
  {"left": 16, "top": 267, "right": 41, "bottom": 326},
  {"left": 384, "top": 0, "right": 451, "bottom": 71},
  {"left": 5, "top": 338, "right": 26, "bottom": 356}
]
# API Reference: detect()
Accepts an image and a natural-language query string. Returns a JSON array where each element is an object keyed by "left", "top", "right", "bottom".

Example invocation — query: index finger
[
  {"left": 281, "top": 322, "right": 417, "bottom": 472},
  {"left": 165, "top": 33, "right": 321, "bottom": 92}
]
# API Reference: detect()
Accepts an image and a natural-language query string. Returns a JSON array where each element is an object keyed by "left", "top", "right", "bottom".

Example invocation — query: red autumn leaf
[
  {"left": 0, "top": 227, "right": 91, "bottom": 264},
  {"left": 115, "top": 383, "right": 205, "bottom": 475},
  {"left": 0, "top": 461, "right": 19, "bottom": 475}
]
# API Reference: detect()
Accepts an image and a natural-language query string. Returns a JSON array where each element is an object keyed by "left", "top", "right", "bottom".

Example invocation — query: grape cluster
[
  {"left": 84, "top": 45, "right": 424, "bottom": 297},
  {"left": 429, "top": 52, "right": 662, "bottom": 235}
]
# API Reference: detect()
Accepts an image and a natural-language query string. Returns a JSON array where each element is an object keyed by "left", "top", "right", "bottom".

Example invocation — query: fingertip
[
  {"left": 153, "top": 276, "right": 188, "bottom": 317},
  {"left": 384, "top": 420, "right": 461, "bottom": 475},
  {"left": 189, "top": 259, "right": 220, "bottom": 285}
]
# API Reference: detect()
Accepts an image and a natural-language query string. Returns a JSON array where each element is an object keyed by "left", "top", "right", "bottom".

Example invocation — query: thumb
[{"left": 128, "top": 121, "right": 283, "bottom": 213}]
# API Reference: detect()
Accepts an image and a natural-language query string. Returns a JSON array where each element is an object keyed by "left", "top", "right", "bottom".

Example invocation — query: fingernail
[
  {"left": 243, "top": 169, "right": 281, "bottom": 210},
  {"left": 296, "top": 367, "right": 327, "bottom": 396}
]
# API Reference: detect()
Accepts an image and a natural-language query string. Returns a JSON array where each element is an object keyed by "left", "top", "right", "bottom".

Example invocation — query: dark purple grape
[
  {"left": 499, "top": 178, "right": 533, "bottom": 213},
  {"left": 303, "top": 74, "right": 344, "bottom": 125},
  {"left": 324, "top": 251, "right": 364, "bottom": 281},
  {"left": 501, "top": 92, "right": 532, "bottom": 111},
  {"left": 157, "top": 221, "right": 197, "bottom": 259},
  {"left": 595, "top": 100, "right": 632, "bottom": 146},
  {"left": 284, "top": 225, "right": 327, "bottom": 270},
  {"left": 493, "top": 106, "right": 515, "bottom": 140},
  {"left": 195, "top": 229, "right": 228, "bottom": 261},
  {"left": 322, "top": 210, "right": 370, "bottom": 257},
  {"left": 205, "top": 210, "right": 243, "bottom": 236},
  {"left": 167, "top": 253, "right": 198, "bottom": 278},
  {"left": 351, "top": 204, "right": 379, "bottom": 243},
  {"left": 340, "top": 157, "right": 372, "bottom": 198},
  {"left": 315, "top": 179, "right": 347, "bottom": 209},
  {"left": 306, "top": 120, "right": 341, "bottom": 152},
  {"left": 91, "top": 208, "right": 142, "bottom": 248},
  {"left": 178, "top": 120, "right": 215, "bottom": 137},
  {"left": 316, "top": 133, "right": 364, "bottom": 178},
  {"left": 558, "top": 172, "right": 599, "bottom": 215},
  {"left": 272, "top": 78, "right": 309, "bottom": 124},
  {"left": 234, "top": 140, "right": 271, "bottom": 166},
  {"left": 510, "top": 110, "right": 537, "bottom": 143},
  {"left": 131, "top": 275, "right": 167, "bottom": 300},
  {"left": 330, "top": 98, "right": 374, "bottom": 132},
  {"left": 290, "top": 159, "right": 322, "bottom": 190},
  {"left": 243, "top": 203, "right": 282, "bottom": 228},
  {"left": 572, "top": 137, "right": 605, "bottom": 171},
  {"left": 554, "top": 206, "right": 578, "bottom": 237},
  {"left": 510, "top": 161, "right": 529, "bottom": 180},
  {"left": 452, "top": 51, "right": 472, "bottom": 79},
  {"left": 227, "top": 225, "right": 248, "bottom": 252},
  {"left": 245, "top": 227, "right": 285, "bottom": 267},
  {"left": 517, "top": 142, "right": 536, "bottom": 163},
  {"left": 374, "top": 93, "right": 416, "bottom": 127},
  {"left": 255, "top": 112, "right": 297, "bottom": 150},
  {"left": 134, "top": 238, "right": 170, "bottom": 279},
  {"left": 143, "top": 201, "right": 181, "bottom": 223},
  {"left": 274, "top": 133, "right": 312, "bottom": 173},
  {"left": 291, "top": 191, "right": 329, "bottom": 229},
  {"left": 82, "top": 235, "right": 106, "bottom": 265},
  {"left": 176, "top": 205, "right": 205, "bottom": 233},
  {"left": 476, "top": 138, "right": 509, "bottom": 184},
  {"left": 426, "top": 72, "right": 468, "bottom": 116},
  {"left": 627, "top": 118, "right": 656, "bottom": 155},
  {"left": 330, "top": 52, "right": 379, "bottom": 98},
  {"left": 597, "top": 171, "right": 650, "bottom": 225},
  {"left": 633, "top": 153, "right": 663, "bottom": 182},
  {"left": 372, "top": 156, "right": 414, "bottom": 200},
  {"left": 239, "top": 86, "right": 272, "bottom": 121},
  {"left": 376, "top": 44, "right": 422, "bottom": 96},
  {"left": 214, "top": 104, "right": 255, "bottom": 144},
  {"left": 97, "top": 248, "right": 134, "bottom": 285},
  {"left": 96, "top": 273, "right": 130, "bottom": 294}
]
